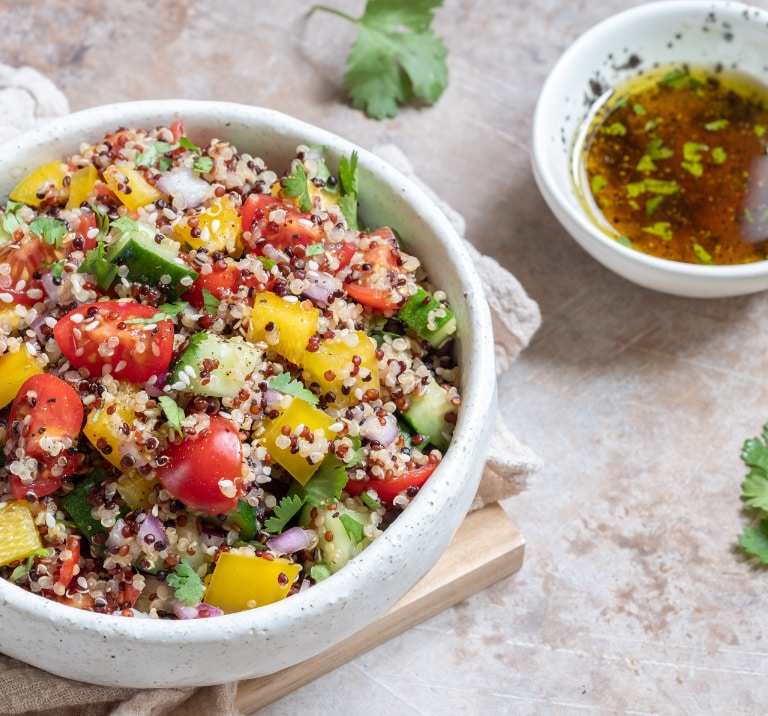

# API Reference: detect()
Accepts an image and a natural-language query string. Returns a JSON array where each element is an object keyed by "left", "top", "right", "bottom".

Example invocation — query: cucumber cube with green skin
[
  {"left": 402, "top": 377, "right": 456, "bottom": 452},
  {"left": 61, "top": 468, "right": 121, "bottom": 557},
  {"left": 397, "top": 287, "right": 457, "bottom": 348},
  {"left": 106, "top": 222, "right": 198, "bottom": 300},
  {"left": 299, "top": 501, "right": 371, "bottom": 574},
  {"left": 168, "top": 332, "right": 262, "bottom": 398}
]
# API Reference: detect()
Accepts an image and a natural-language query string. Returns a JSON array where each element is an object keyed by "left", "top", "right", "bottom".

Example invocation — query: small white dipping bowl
[
  {"left": 532, "top": 1, "right": 768, "bottom": 298},
  {"left": 0, "top": 100, "right": 496, "bottom": 688}
]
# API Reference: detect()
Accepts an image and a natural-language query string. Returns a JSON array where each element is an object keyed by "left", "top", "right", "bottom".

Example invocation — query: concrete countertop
[{"left": 4, "top": 0, "right": 768, "bottom": 712}]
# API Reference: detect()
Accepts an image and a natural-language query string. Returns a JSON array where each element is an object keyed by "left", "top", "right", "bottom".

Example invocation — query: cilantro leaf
[
  {"left": 193, "top": 155, "right": 214, "bottom": 174},
  {"left": 111, "top": 216, "right": 139, "bottom": 234},
  {"left": 340, "top": 513, "right": 364, "bottom": 543},
  {"left": 124, "top": 301, "right": 188, "bottom": 324},
  {"left": 264, "top": 494, "right": 305, "bottom": 533},
  {"left": 30, "top": 217, "right": 67, "bottom": 247},
  {"left": 78, "top": 241, "right": 118, "bottom": 291},
  {"left": 739, "top": 521, "right": 768, "bottom": 564},
  {"left": 201, "top": 287, "right": 221, "bottom": 315},
  {"left": 158, "top": 395, "right": 185, "bottom": 437},
  {"left": 268, "top": 372, "right": 318, "bottom": 405},
  {"left": 9, "top": 549, "right": 49, "bottom": 581},
  {"left": 338, "top": 151, "right": 359, "bottom": 230},
  {"left": 166, "top": 560, "right": 205, "bottom": 606},
  {"left": 281, "top": 162, "right": 312, "bottom": 212},
  {"left": 292, "top": 454, "right": 348, "bottom": 507},
  {"left": 310, "top": 0, "right": 448, "bottom": 119}
]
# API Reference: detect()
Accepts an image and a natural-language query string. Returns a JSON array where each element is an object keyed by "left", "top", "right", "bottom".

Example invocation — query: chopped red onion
[
  {"left": 105, "top": 518, "right": 129, "bottom": 550},
  {"left": 267, "top": 526, "right": 312, "bottom": 555},
  {"left": 361, "top": 412, "right": 399, "bottom": 447},
  {"left": 302, "top": 271, "right": 341, "bottom": 306},
  {"left": 171, "top": 599, "right": 224, "bottom": 619},
  {"left": 156, "top": 168, "right": 210, "bottom": 209},
  {"left": 143, "top": 371, "right": 167, "bottom": 397},
  {"left": 40, "top": 272, "right": 60, "bottom": 303},
  {"left": 137, "top": 512, "right": 168, "bottom": 551},
  {"left": 29, "top": 314, "right": 51, "bottom": 344}
]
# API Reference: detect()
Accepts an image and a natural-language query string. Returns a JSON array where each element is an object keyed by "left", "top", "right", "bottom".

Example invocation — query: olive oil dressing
[{"left": 575, "top": 65, "right": 768, "bottom": 265}]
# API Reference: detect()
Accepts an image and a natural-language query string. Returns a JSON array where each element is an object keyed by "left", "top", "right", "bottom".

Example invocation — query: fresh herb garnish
[
  {"left": 338, "top": 150, "right": 359, "bottom": 230},
  {"left": 340, "top": 514, "right": 364, "bottom": 543},
  {"left": 737, "top": 424, "right": 768, "bottom": 563},
  {"left": 166, "top": 560, "right": 205, "bottom": 606},
  {"left": 78, "top": 241, "right": 118, "bottom": 291},
  {"left": 111, "top": 216, "right": 139, "bottom": 233},
  {"left": 264, "top": 494, "right": 305, "bottom": 533},
  {"left": 9, "top": 549, "right": 49, "bottom": 581},
  {"left": 281, "top": 161, "right": 312, "bottom": 212},
  {"left": 192, "top": 155, "right": 214, "bottom": 174},
  {"left": 268, "top": 371, "right": 318, "bottom": 405},
  {"left": 310, "top": 0, "right": 448, "bottom": 120},
  {"left": 158, "top": 395, "right": 185, "bottom": 437},
  {"left": 41, "top": 259, "right": 66, "bottom": 279},
  {"left": 125, "top": 301, "right": 188, "bottom": 324},
  {"left": 29, "top": 217, "right": 67, "bottom": 247},
  {"left": 136, "top": 136, "right": 204, "bottom": 172},
  {"left": 201, "top": 287, "right": 221, "bottom": 315}
]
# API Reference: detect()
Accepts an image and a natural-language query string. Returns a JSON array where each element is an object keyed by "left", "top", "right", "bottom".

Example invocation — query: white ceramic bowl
[
  {"left": 532, "top": 0, "right": 768, "bottom": 298},
  {"left": 0, "top": 100, "right": 496, "bottom": 688}
]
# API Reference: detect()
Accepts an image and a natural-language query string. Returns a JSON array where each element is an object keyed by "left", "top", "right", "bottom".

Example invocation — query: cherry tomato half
[
  {"left": 183, "top": 260, "right": 266, "bottom": 309},
  {"left": 343, "top": 228, "right": 405, "bottom": 310},
  {"left": 7, "top": 373, "right": 84, "bottom": 499},
  {"left": 53, "top": 301, "right": 175, "bottom": 384},
  {"left": 156, "top": 414, "right": 245, "bottom": 515},
  {"left": 344, "top": 462, "right": 438, "bottom": 503},
  {"left": 241, "top": 194, "right": 355, "bottom": 272}
]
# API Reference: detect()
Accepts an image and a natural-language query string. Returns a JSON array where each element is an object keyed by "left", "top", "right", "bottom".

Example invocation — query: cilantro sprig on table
[
  {"left": 310, "top": 0, "right": 449, "bottom": 119},
  {"left": 737, "top": 423, "right": 768, "bottom": 563}
]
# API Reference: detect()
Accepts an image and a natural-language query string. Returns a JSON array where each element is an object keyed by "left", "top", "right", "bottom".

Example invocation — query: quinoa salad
[{"left": 0, "top": 121, "right": 460, "bottom": 618}]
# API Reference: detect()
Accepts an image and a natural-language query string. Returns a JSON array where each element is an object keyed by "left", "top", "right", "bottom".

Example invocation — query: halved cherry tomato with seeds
[
  {"left": 53, "top": 301, "right": 174, "bottom": 384},
  {"left": 183, "top": 260, "right": 267, "bottom": 309},
  {"left": 241, "top": 194, "right": 356, "bottom": 271},
  {"left": 6, "top": 373, "right": 84, "bottom": 500},
  {"left": 344, "top": 228, "right": 405, "bottom": 310},
  {"left": 344, "top": 461, "right": 438, "bottom": 503}
]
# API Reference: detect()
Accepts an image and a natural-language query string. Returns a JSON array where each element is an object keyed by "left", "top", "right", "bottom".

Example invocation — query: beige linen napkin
[{"left": 0, "top": 66, "right": 541, "bottom": 716}]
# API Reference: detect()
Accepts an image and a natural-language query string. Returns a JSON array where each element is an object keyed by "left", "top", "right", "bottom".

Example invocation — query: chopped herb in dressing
[{"left": 576, "top": 65, "right": 768, "bottom": 265}]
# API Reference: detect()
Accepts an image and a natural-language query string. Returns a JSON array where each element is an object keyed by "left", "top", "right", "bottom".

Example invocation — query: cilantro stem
[{"left": 308, "top": 5, "right": 359, "bottom": 24}]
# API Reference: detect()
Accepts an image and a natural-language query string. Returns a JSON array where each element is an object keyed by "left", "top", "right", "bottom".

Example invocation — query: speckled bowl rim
[
  {"left": 531, "top": 0, "right": 768, "bottom": 293},
  {"left": 0, "top": 100, "right": 497, "bottom": 687}
]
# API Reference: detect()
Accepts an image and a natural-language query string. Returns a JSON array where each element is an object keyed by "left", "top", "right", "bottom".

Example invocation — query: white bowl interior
[
  {"left": 532, "top": 0, "right": 768, "bottom": 298},
  {"left": 0, "top": 100, "right": 497, "bottom": 687}
]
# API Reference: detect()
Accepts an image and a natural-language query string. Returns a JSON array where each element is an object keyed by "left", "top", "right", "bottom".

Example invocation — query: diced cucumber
[
  {"left": 168, "top": 332, "right": 262, "bottom": 398},
  {"left": 397, "top": 287, "right": 457, "bottom": 348},
  {"left": 106, "top": 221, "right": 198, "bottom": 300},
  {"left": 61, "top": 468, "right": 122, "bottom": 557},
  {"left": 402, "top": 377, "right": 456, "bottom": 452},
  {"left": 202, "top": 500, "right": 259, "bottom": 542},
  {"left": 300, "top": 501, "right": 371, "bottom": 575}
]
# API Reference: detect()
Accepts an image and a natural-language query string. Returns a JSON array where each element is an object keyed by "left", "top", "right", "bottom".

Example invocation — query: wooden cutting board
[{"left": 235, "top": 502, "right": 525, "bottom": 713}]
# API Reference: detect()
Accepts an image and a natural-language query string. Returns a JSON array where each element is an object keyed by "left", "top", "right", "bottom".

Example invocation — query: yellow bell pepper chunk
[
  {"left": 259, "top": 396, "right": 338, "bottom": 485},
  {"left": 83, "top": 394, "right": 138, "bottom": 469},
  {"left": 173, "top": 194, "right": 243, "bottom": 256},
  {"left": 0, "top": 348, "right": 43, "bottom": 409},
  {"left": 103, "top": 163, "right": 165, "bottom": 211},
  {"left": 302, "top": 330, "right": 380, "bottom": 406},
  {"left": 248, "top": 292, "right": 318, "bottom": 366},
  {"left": 117, "top": 470, "right": 159, "bottom": 511},
  {"left": 9, "top": 160, "right": 69, "bottom": 207},
  {"left": 0, "top": 501, "right": 43, "bottom": 567},
  {"left": 205, "top": 551, "right": 300, "bottom": 613},
  {"left": 65, "top": 164, "right": 99, "bottom": 210}
]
